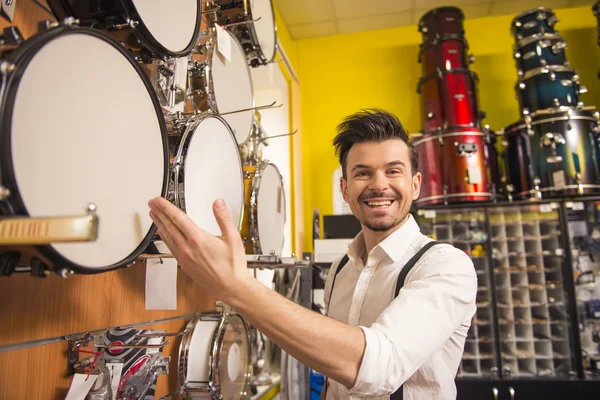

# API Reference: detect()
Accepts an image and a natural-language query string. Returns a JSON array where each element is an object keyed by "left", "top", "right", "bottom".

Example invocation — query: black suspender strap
[
  {"left": 326, "top": 254, "right": 349, "bottom": 306},
  {"left": 326, "top": 241, "right": 440, "bottom": 400}
]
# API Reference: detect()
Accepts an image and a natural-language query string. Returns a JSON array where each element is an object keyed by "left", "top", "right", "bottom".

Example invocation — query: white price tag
[
  {"left": 540, "top": 204, "right": 553, "bottom": 213},
  {"left": 145, "top": 258, "right": 177, "bottom": 310},
  {"left": 467, "top": 167, "right": 482, "bottom": 184},
  {"left": 424, "top": 210, "right": 437, "bottom": 219},
  {"left": 106, "top": 363, "right": 124, "bottom": 398},
  {"left": 215, "top": 23, "right": 232, "bottom": 62},
  {"left": 572, "top": 202, "right": 584, "bottom": 211},
  {"left": 64, "top": 374, "right": 98, "bottom": 400},
  {"left": 552, "top": 170, "right": 565, "bottom": 190}
]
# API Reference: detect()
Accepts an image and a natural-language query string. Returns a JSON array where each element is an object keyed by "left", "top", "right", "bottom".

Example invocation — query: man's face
[{"left": 340, "top": 139, "right": 421, "bottom": 233}]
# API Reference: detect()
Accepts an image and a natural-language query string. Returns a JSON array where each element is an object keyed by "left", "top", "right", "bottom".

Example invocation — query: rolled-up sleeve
[{"left": 349, "top": 246, "right": 477, "bottom": 397}]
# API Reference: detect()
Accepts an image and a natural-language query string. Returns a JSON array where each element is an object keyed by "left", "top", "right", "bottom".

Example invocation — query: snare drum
[
  {"left": 514, "top": 33, "right": 568, "bottom": 74},
  {"left": 179, "top": 310, "right": 252, "bottom": 399},
  {"left": 217, "top": 0, "right": 277, "bottom": 66},
  {"left": 0, "top": 22, "right": 168, "bottom": 273},
  {"left": 511, "top": 7, "right": 558, "bottom": 40},
  {"left": 241, "top": 162, "right": 286, "bottom": 256},
  {"left": 189, "top": 32, "right": 255, "bottom": 145},
  {"left": 418, "top": 7, "right": 464, "bottom": 45},
  {"left": 47, "top": 0, "right": 201, "bottom": 58},
  {"left": 169, "top": 115, "right": 244, "bottom": 236},
  {"left": 517, "top": 66, "right": 583, "bottom": 114}
]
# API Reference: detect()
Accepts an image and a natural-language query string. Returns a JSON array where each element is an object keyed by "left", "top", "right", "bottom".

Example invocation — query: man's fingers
[
  {"left": 149, "top": 197, "right": 199, "bottom": 238},
  {"left": 149, "top": 209, "right": 184, "bottom": 257},
  {"left": 213, "top": 199, "right": 239, "bottom": 240}
]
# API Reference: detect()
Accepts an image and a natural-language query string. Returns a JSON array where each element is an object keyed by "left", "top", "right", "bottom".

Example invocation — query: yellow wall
[{"left": 296, "top": 6, "right": 600, "bottom": 251}]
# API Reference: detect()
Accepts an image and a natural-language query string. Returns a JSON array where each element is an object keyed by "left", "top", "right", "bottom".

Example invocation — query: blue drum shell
[
  {"left": 516, "top": 67, "right": 580, "bottom": 114},
  {"left": 511, "top": 7, "right": 558, "bottom": 40},
  {"left": 514, "top": 34, "right": 568, "bottom": 74}
]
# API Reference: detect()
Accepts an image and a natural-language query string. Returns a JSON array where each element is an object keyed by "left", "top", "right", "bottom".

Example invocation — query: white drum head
[
  {"left": 256, "top": 163, "right": 285, "bottom": 256},
  {"left": 183, "top": 116, "right": 244, "bottom": 235},
  {"left": 219, "top": 315, "right": 250, "bottom": 398},
  {"left": 211, "top": 32, "right": 254, "bottom": 145},
  {"left": 251, "top": 0, "right": 276, "bottom": 62},
  {"left": 131, "top": 0, "right": 199, "bottom": 54},
  {"left": 10, "top": 31, "right": 166, "bottom": 269}
]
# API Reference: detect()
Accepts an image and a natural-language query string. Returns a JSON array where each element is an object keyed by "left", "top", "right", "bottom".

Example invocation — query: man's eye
[
  {"left": 356, "top": 171, "right": 369, "bottom": 177},
  {"left": 388, "top": 169, "right": 401, "bottom": 175}
]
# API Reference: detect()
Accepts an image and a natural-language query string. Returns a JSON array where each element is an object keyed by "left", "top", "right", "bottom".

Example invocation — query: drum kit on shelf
[
  {"left": 413, "top": 7, "right": 500, "bottom": 206},
  {"left": 415, "top": 6, "right": 600, "bottom": 207},
  {"left": 0, "top": 0, "right": 297, "bottom": 278}
]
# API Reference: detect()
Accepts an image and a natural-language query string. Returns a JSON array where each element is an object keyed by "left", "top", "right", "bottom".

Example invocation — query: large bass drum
[
  {"left": 188, "top": 31, "right": 255, "bottom": 145},
  {"left": 216, "top": 0, "right": 277, "bottom": 67},
  {"left": 0, "top": 23, "right": 168, "bottom": 273},
  {"left": 502, "top": 108, "right": 600, "bottom": 199},
  {"left": 47, "top": 0, "right": 201, "bottom": 58},
  {"left": 169, "top": 115, "right": 244, "bottom": 236},
  {"left": 179, "top": 309, "right": 252, "bottom": 399}
]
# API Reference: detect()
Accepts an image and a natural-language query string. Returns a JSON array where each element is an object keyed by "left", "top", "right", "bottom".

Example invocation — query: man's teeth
[{"left": 367, "top": 200, "right": 392, "bottom": 206}]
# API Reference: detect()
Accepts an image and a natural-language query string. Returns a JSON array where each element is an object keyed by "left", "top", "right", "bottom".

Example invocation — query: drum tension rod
[
  {"left": 66, "top": 332, "right": 95, "bottom": 376},
  {"left": 220, "top": 17, "right": 262, "bottom": 29}
]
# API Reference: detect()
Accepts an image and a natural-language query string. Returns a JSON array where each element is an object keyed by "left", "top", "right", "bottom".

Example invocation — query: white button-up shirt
[{"left": 324, "top": 215, "right": 477, "bottom": 399}]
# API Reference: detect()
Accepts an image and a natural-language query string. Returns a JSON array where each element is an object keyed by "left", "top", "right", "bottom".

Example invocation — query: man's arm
[{"left": 148, "top": 197, "right": 365, "bottom": 388}]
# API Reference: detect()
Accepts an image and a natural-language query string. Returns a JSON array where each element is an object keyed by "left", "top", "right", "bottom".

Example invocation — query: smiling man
[{"left": 148, "top": 109, "right": 477, "bottom": 400}]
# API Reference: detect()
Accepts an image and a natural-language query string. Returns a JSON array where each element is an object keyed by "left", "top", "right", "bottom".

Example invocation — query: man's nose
[{"left": 370, "top": 171, "right": 390, "bottom": 191}]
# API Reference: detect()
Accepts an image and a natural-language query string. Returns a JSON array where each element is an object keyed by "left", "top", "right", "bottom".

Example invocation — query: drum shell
[
  {"left": 532, "top": 110, "right": 600, "bottom": 197},
  {"left": 515, "top": 35, "right": 568, "bottom": 74},
  {"left": 511, "top": 7, "right": 557, "bottom": 40},
  {"left": 441, "top": 128, "right": 495, "bottom": 203},
  {"left": 418, "top": 7, "right": 464, "bottom": 45},
  {"left": 517, "top": 68, "right": 581, "bottom": 113},
  {"left": 413, "top": 133, "right": 444, "bottom": 206},
  {"left": 46, "top": 0, "right": 201, "bottom": 58},
  {"left": 501, "top": 121, "right": 537, "bottom": 199},
  {"left": 419, "top": 36, "right": 470, "bottom": 75},
  {"left": 418, "top": 73, "right": 444, "bottom": 133},
  {"left": 439, "top": 70, "right": 481, "bottom": 129}
]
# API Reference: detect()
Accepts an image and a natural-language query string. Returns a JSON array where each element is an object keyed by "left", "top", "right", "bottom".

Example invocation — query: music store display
[
  {"left": 499, "top": 7, "right": 600, "bottom": 200},
  {"left": 414, "top": 7, "right": 500, "bottom": 206},
  {"left": 0, "top": 0, "right": 291, "bottom": 277}
]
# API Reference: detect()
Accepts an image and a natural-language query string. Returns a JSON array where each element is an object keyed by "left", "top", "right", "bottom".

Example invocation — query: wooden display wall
[{"left": 0, "top": 1, "right": 215, "bottom": 398}]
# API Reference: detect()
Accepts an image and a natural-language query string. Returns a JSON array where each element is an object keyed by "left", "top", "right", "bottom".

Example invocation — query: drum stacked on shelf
[
  {"left": 414, "top": 7, "right": 500, "bottom": 206},
  {"left": 500, "top": 7, "right": 600, "bottom": 200}
]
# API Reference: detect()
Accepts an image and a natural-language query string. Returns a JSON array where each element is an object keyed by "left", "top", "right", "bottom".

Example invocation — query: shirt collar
[{"left": 346, "top": 214, "right": 421, "bottom": 267}]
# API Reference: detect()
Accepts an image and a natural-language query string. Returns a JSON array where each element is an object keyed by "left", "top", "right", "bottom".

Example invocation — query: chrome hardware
[
  {"left": 509, "top": 387, "right": 515, "bottom": 400},
  {"left": 514, "top": 51, "right": 521, "bottom": 59},
  {"left": 560, "top": 79, "right": 573, "bottom": 87},
  {"left": 456, "top": 142, "right": 477, "bottom": 156},
  {"left": 61, "top": 17, "right": 80, "bottom": 26},
  {"left": 0, "top": 185, "right": 10, "bottom": 200},
  {"left": 579, "top": 85, "right": 588, "bottom": 94},
  {"left": 96, "top": 340, "right": 171, "bottom": 350},
  {"left": 553, "top": 98, "right": 560, "bottom": 107},
  {"left": 492, "top": 387, "right": 499, "bottom": 400},
  {"left": 533, "top": 178, "right": 542, "bottom": 199},
  {"left": 552, "top": 41, "right": 566, "bottom": 53},
  {"left": 468, "top": 54, "right": 475, "bottom": 64},
  {"left": 549, "top": 72, "right": 556, "bottom": 81},
  {"left": 113, "top": 19, "right": 139, "bottom": 30},
  {"left": 523, "top": 51, "right": 536, "bottom": 60},
  {"left": 519, "top": 82, "right": 526, "bottom": 90}
]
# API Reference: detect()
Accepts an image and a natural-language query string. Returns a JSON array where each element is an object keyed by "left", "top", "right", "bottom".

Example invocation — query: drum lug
[
  {"left": 443, "top": 186, "right": 448, "bottom": 206},
  {"left": 60, "top": 17, "right": 80, "bottom": 26},
  {"left": 533, "top": 178, "right": 542, "bottom": 199},
  {"left": 549, "top": 72, "right": 556, "bottom": 81},
  {"left": 579, "top": 86, "right": 588, "bottom": 95},
  {"left": 514, "top": 51, "right": 521, "bottom": 59},
  {"left": 468, "top": 54, "right": 475, "bottom": 64},
  {"left": 552, "top": 41, "right": 567, "bottom": 54},
  {"left": 55, "top": 267, "right": 74, "bottom": 279},
  {"left": 0, "top": 26, "right": 23, "bottom": 46},
  {"left": 0, "top": 60, "right": 15, "bottom": 76},
  {"left": 0, "top": 185, "right": 10, "bottom": 200},
  {"left": 518, "top": 82, "right": 526, "bottom": 90}
]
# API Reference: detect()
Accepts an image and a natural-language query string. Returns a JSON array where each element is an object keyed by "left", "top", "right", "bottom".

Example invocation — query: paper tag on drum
[
  {"left": 553, "top": 170, "right": 566, "bottom": 190},
  {"left": 215, "top": 23, "right": 232, "bottom": 62},
  {"left": 145, "top": 258, "right": 177, "bottom": 310},
  {"left": 64, "top": 374, "right": 98, "bottom": 400},
  {"left": 467, "top": 167, "right": 482, "bottom": 184},
  {"left": 106, "top": 363, "right": 124, "bottom": 398}
]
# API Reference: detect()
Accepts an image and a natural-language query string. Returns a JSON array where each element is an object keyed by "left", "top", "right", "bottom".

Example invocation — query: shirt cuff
[{"left": 349, "top": 326, "right": 388, "bottom": 397}]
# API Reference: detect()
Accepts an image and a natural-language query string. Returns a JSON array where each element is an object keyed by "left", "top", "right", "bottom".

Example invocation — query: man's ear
[
  {"left": 412, "top": 172, "right": 422, "bottom": 200},
  {"left": 340, "top": 176, "right": 348, "bottom": 203}
]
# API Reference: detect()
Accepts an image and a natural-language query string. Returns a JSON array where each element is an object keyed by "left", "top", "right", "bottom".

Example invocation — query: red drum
[
  {"left": 439, "top": 69, "right": 481, "bottom": 129},
  {"left": 417, "top": 71, "right": 444, "bottom": 133},
  {"left": 441, "top": 128, "right": 496, "bottom": 203},
  {"left": 419, "top": 36, "right": 472, "bottom": 76},
  {"left": 412, "top": 133, "right": 444, "bottom": 206},
  {"left": 418, "top": 7, "right": 465, "bottom": 45}
]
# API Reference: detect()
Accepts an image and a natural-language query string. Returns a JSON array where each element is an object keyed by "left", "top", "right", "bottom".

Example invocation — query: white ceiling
[{"left": 274, "top": 0, "right": 593, "bottom": 39}]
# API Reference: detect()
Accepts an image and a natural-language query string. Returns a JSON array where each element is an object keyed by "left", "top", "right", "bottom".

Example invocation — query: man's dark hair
[{"left": 333, "top": 109, "right": 418, "bottom": 179}]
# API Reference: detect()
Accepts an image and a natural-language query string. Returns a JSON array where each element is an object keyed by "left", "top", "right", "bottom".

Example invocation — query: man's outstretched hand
[{"left": 147, "top": 197, "right": 251, "bottom": 301}]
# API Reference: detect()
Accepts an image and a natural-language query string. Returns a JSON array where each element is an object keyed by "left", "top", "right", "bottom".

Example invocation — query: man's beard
[{"left": 357, "top": 191, "right": 406, "bottom": 232}]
